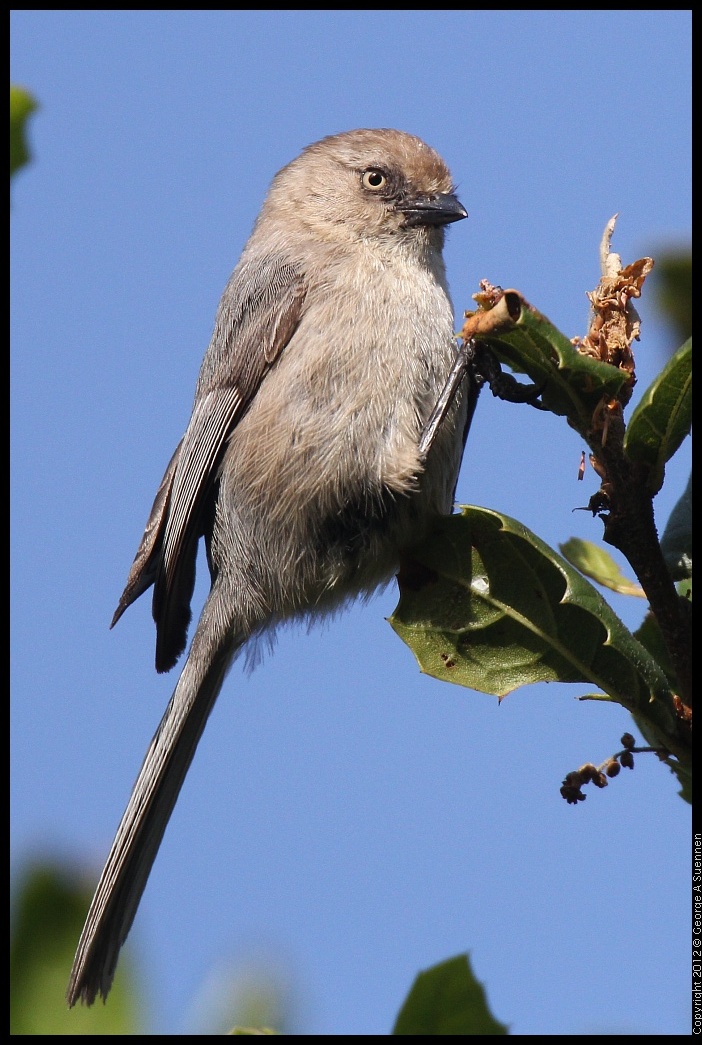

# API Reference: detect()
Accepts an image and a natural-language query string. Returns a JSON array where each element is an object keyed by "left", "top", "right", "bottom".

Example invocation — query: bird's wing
[{"left": 111, "top": 256, "right": 307, "bottom": 672}]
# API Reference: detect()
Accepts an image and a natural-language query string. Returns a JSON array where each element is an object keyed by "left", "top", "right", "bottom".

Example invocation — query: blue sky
[{"left": 11, "top": 10, "right": 691, "bottom": 1035}]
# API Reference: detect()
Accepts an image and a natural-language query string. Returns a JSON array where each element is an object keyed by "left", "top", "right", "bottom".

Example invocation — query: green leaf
[
  {"left": 660, "top": 474, "right": 692, "bottom": 581},
  {"left": 10, "top": 85, "right": 38, "bottom": 179},
  {"left": 476, "top": 295, "right": 630, "bottom": 437},
  {"left": 560, "top": 537, "right": 645, "bottom": 596},
  {"left": 393, "top": 954, "right": 508, "bottom": 1035},
  {"left": 676, "top": 772, "right": 693, "bottom": 805},
  {"left": 10, "top": 861, "right": 142, "bottom": 1034},
  {"left": 633, "top": 611, "right": 678, "bottom": 691},
  {"left": 623, "top": 338, "right": 692, "bottom": 494},
  {"left": 390, "top": 507, "right": 682, "bottom": 758}
]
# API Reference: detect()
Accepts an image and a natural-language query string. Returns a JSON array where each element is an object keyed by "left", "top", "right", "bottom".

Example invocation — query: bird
[{"left": 67, "top": 128, "right": 469, "bottom": 1006}]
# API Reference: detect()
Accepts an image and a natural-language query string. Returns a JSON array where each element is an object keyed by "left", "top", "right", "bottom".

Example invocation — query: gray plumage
[{"left": 67, "top": 128, "right": 468, "bottom": 1006}]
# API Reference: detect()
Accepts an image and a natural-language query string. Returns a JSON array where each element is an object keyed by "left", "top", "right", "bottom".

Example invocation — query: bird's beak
[{"left": 399, "top": 192, "right": 468, "bottom": 228}]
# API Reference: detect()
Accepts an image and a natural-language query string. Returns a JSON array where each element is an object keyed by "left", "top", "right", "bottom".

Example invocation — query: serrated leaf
[
  {"left": 623, "top": 338, "right": 692, "bottom": 494},
  {"left": 390, "top": 507, "right": 683, "bottom": 758},
  {"left": 474, "top": 296, "right": 630, "bottom": 437},
  {"left": 677, "top": 771, "right": 693, "bottom": 804},
  {"left": 393, "top": 954, "right": 507, "bottom": 1035},
  {"left": 559, "top": 537, "right": 645, "bottom": 596}
]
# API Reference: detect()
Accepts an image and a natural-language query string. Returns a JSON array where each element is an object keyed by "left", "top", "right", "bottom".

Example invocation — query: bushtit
[{"left": 67, "top": 128, "right": 468, "bottom": 1006}]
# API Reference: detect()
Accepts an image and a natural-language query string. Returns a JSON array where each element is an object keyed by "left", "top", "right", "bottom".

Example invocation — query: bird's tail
[{"left": 67, "top": 615, "right": 240, "bottom": 1007}]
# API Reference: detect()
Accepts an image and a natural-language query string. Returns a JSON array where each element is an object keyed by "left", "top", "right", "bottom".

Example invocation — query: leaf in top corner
[{"left": 10, "top": 85, "right": 38, "bottom": 179}]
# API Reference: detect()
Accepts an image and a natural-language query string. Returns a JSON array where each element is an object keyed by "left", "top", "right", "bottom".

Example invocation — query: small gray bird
[{"left": 67, "top": 128, "right": 468, "bottom": 1006}]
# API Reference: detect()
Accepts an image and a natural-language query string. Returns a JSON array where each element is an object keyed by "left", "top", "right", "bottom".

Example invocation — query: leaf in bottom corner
[{"left": 393, "top": 953, "right": 508, "bottom": 1035}]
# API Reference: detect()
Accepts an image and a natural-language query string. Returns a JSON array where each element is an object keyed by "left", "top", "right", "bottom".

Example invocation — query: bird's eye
[{"left": 361, "top": 168, "right": 388, "bottom": 192}]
